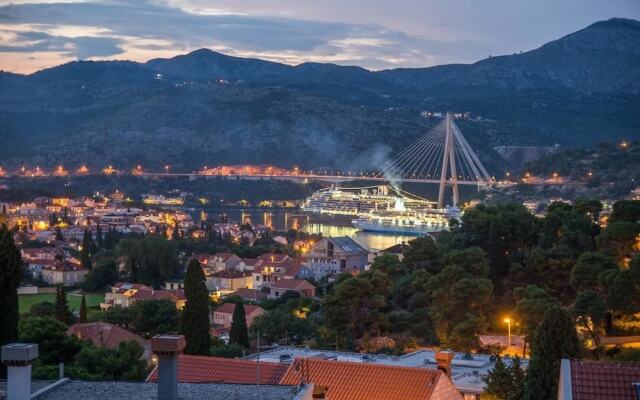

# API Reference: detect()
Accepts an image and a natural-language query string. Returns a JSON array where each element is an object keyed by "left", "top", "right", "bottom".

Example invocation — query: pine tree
[
  {"left": 0, "top": 224, "right": 23, "bottom": 346},
  {"left": 81, "top": 228, "right": 93, "bottom": 269},
  {"left": 79, "top": 294, "right": 88, "bottom": 323},
  {"left": 55, "top": 285, "right": 74, "bottom": 325},
  {"left": 182, "top": 260, "right": 211, "bottom": 355},
  {"left": 484, "top": 356, "right": 514, "bottom": 399},
  {"left": 229, "top": 302, "right": 249, "bottom": 348},
  {"left": 524, "top": 307, "right": 580, "bottom": 400}
]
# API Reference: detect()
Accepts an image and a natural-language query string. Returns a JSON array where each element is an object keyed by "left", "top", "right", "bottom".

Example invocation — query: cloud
[{"left": 0, "top": 0, "right": 488, "bottom": 73}]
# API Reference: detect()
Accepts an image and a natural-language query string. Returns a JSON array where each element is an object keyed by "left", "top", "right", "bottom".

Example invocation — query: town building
[
  {"left": 101, "top": 283, "right": 186, "bottom": 310},
  {"left": 268, "top": 278, "right": 316, "bottom": 299},
  {"left": 212, "top": 303, "right": 265, "bottom": 329},
  {"left": 226, "top": 288, "right": 268, "bottom": 302},
  {"left": 206, "top": 269, "right": 254, "bottom": 291},
  {"left": 307, "top": 237, "right": 369, "bottom": 278},
  {"left": 41, "top": 260, "right": 88, "bottom": 286}
]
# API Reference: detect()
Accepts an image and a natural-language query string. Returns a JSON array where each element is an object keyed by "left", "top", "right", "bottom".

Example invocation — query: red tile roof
[
  {"left": 210, "top": 269, "right": 253, "bottom": 279},
  {"left": 569, "top": 359, "right": 640, "bottom": 400},
  {"left": 146, "top": 355, "right": 288, "bottom": 384},
  {"left": 214, "top": 303, "right": 264, "bottom": 316},
  {"left": 67, "top": 322, "right": 147, "bottom": 350},
  {"left": 258, "top": 253, "right": 290, "bottom": 263},
  {"left": 231, "top": 288, "right": 268, "bottom": 301},
  {"left": 280, "top": 358, "right": 462, "bottom": 400},
  {"left": 272, "top": 278, "right": 314, "bottom": 291}
]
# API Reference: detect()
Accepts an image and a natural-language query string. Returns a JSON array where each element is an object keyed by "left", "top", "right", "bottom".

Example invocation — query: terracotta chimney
[
  {"left": 436, "top": 350, "right": 454, "bottom": 378},
  {"left": 151, "top": 335, "right": 186, "bottom": 400},
  {"left": 1, "top": 343, "right": 39, "bottom": 400}
]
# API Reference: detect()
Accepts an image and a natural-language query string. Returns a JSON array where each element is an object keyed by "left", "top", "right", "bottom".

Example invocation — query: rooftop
[
  {"left": 214, "top": 303, "right": 264, "bottom": 316},
  {"left": 67, "top": 322, "right": 147, "bottom": 350},
  {"left": 280, "top": 357, "right": 461, "bottom": 400},
  {"left": 567, "top": 359, "right": 640, "bottom": 400},
  {"left": 146, "top": 354, "right": 289, "bottom": 385},
  {"left": 17, "top": 381, "right": 297, "bottom": 400},
  {"left": 246, "top": 346, "right": 528, "bottom": 395}
]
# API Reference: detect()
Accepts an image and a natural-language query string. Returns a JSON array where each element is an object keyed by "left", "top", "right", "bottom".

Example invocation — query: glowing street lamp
[{"left": 504, "top": 318, "right": 512, "bottom": 350}]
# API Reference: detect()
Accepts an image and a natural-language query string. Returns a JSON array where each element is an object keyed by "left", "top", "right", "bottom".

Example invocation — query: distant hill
[{"left": 0, "top": 18, "right": 638, "bottom": 172}]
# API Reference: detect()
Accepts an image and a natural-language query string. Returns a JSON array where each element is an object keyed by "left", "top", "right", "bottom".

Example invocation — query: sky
[{"left": 0, "top": 0, "right": 639, "bottom": 74}]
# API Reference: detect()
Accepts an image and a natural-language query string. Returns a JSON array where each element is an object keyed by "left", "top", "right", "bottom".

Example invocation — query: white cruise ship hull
[{"left": 351, "top": 218, "right": 449, "bottom": 235}]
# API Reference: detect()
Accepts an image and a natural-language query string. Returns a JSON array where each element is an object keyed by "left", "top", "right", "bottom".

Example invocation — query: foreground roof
[
  {"left": 31, "top": 381, "right": 297, "bottom": 400},
  {"left": 146, "top": 354, "right": 289, "bottom": 385},
  {"left": 280, "top": 358, "right": 462, "bottom": 400},
  {"left": 562, "top": 359, "right": 640, "bottom": 400}
]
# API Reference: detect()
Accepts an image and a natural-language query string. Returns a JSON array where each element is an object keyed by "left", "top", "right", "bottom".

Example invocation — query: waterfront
[{"left": 199, "top": 208, "right": 417, "bottom": 250}]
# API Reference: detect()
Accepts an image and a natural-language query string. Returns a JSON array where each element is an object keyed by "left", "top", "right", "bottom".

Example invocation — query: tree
[
  {"left": 19, "top": 316, "right": 83, "bottom": 365},
  {"left": 402, "top": 236, "right": 439, "bottom": 273},
  {"left": 229, "top": 303, "right": 249, "bottom": 348},
  {"left": 79, "top": 294, "right": 88, "bottom": 323},
  {"left": 609, "top": 200, "right": 640, "bottom": 224},
  {"left": 73, "top": 341, "right": 148, "bottom": 381},
  {"left": 28, "top": 301, "right": 56, "bottom": 318},
  {"left": 55, "top": 285, "right": 74, "bottom": 325},
  {"left": 81, "top": 228, "right": 93, "bottom": 270},
  {"left": 182, "top": 260, "right": 211, "bottom": 355},
  {"left": 483, "top": 355, "right": 526, "bottom": 400},
  {"left": 595, "top": 222, "right": 640, "bottom": 265},
  {"left": 573, "top": 290, "right": 607, "bottom": 348},
  {"left": 96, "top": 224, "right": 103, "bottom": 249},
  {"left": 514, "top": 285, "right": 560, "bottom": 353},
  {"left": 0, "top": 223, "right": 23, "bottom": 346},
  {"left": 322, "top": 271, "right": 391, "bottom": 348},
  {"left": 524, "top": 307, "right": 580, "bottom": 400},
  {"left": 570, "top": 252, "right": 617, "bottom": 293},
  {"left": 574, "top": 199, "right": 603, "bottom": 222},
  {"left": 118, "top": 236, "right": 179, "bottom": 287},
  {"left": 129, "top": 300, "right": 180, "bottom": 338},
  {"left": 83, "top": 260, "right": 118, "bottom": 291}
]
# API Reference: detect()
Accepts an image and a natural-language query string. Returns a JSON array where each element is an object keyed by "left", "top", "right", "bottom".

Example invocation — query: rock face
[{"left": 0, "top": 18, "right": 638, "bottom": 171}]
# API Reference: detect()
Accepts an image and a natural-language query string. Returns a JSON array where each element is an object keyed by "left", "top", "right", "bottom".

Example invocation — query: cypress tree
[
  {"left": 229, "top": 301, "right": 249, "bottom": 348},
  {"left": 96, "top": 224, "right": 103, "bottom": 249},
  {"left": 0, "top": 224, "right": 23, "bottom": 346},
  {"left": 172, "top": 223, "right": 180, "bottom": 241},
  {"left": 79, "top": 294, "right": 88, "bottom": 323},
  {"left": 524, "top": 307, "right": 580, "bottom": 400},
  {"left": 54, "top": 285, "right": 74, "bottom": 325},
  {"left": 182, "top": 260, "right": 211, "bottom": 355},
  {"left": 484, "top": 356, "right": 514, "bottom": 399},
  {"left": 81, "top": 228, "right": 93, "bottom": 269}
]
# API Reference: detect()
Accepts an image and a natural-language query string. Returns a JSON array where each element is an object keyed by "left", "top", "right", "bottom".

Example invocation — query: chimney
[
  {"left": 435, "top": 350, "right": 454, "bottom": 378},
  {"left": 1, "top": 343, "right": 39, "bottom": 400},
  {"left": 151, "top": 335, "right": 185, "bottom": 400}
]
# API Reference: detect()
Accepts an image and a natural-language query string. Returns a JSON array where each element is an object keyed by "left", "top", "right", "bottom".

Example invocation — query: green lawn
[{"left": 19, "top": 292, "right": 105, "bottom": 314}]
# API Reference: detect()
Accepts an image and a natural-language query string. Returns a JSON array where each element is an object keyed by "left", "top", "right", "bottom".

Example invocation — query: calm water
[{"left": 195, "top": 208, "right": 416, "bottom": 250}]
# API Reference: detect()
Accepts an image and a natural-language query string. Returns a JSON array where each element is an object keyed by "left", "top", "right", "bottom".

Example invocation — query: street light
[{"left": 504, "top": 318, "right": 512, "bottom": 351}]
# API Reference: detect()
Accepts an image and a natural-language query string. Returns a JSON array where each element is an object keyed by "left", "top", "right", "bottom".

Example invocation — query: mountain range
[{"left": 0, "top": 18, "right": 639, "bottom": 172}]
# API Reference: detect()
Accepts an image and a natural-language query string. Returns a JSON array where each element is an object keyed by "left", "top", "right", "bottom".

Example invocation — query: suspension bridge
[
  {"left": 6, "top": 113, "right": 503, "bottom": 208},
  {"left": 144, "top": 113, "right": 495, "bottom": 208}
]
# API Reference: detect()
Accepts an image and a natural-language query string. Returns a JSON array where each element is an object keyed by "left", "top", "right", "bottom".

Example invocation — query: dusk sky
[{"left": 0, "top": 0, "right": 639, "bottom": 74}]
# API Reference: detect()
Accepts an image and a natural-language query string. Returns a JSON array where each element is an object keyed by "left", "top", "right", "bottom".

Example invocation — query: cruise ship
[{"left": 303, "top": 185, "right": 461, "bottom": 235}]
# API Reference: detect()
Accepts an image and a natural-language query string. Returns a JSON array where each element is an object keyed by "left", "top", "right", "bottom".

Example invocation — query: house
[
  {"left": 41, "top": 260, "right": 88, "bottom": 286},
  {"left": 269, "top": 278, "right": 315, "bottom": 299},
  {"left": 237, "top": 258, "right": 259, "bottom": 271},
  {"left": 279, "top": 357, "right": 463, "bottom": 400},
  {"left": 101, "top": 283, "right": 186, "bottom": 310},
  {"left": 67, "top": 322, "right": 151, "bottom": 360},
  {"left": 146, "top": 354, "right": 288, "bottom": 384},
  {"left": 212, "top": 303, "right": 265, "bottom": 329},
  {"left": 227, "top": 288, "right": 268, "bottom": 302},
  {"left": 206, "top": 269, "right": 253, "bottom": 291},
  {"left": 252, "top": 254, "right": 300, "bottom": 289},
  {"left": 202, "top": 253, "right": 242, "bottom": 274},
  {"left": 557, "top": 358, "right": 640, "bottom": 400},
  {"left": 307, "top": 237, "right": 369, "bottom": 278}
]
